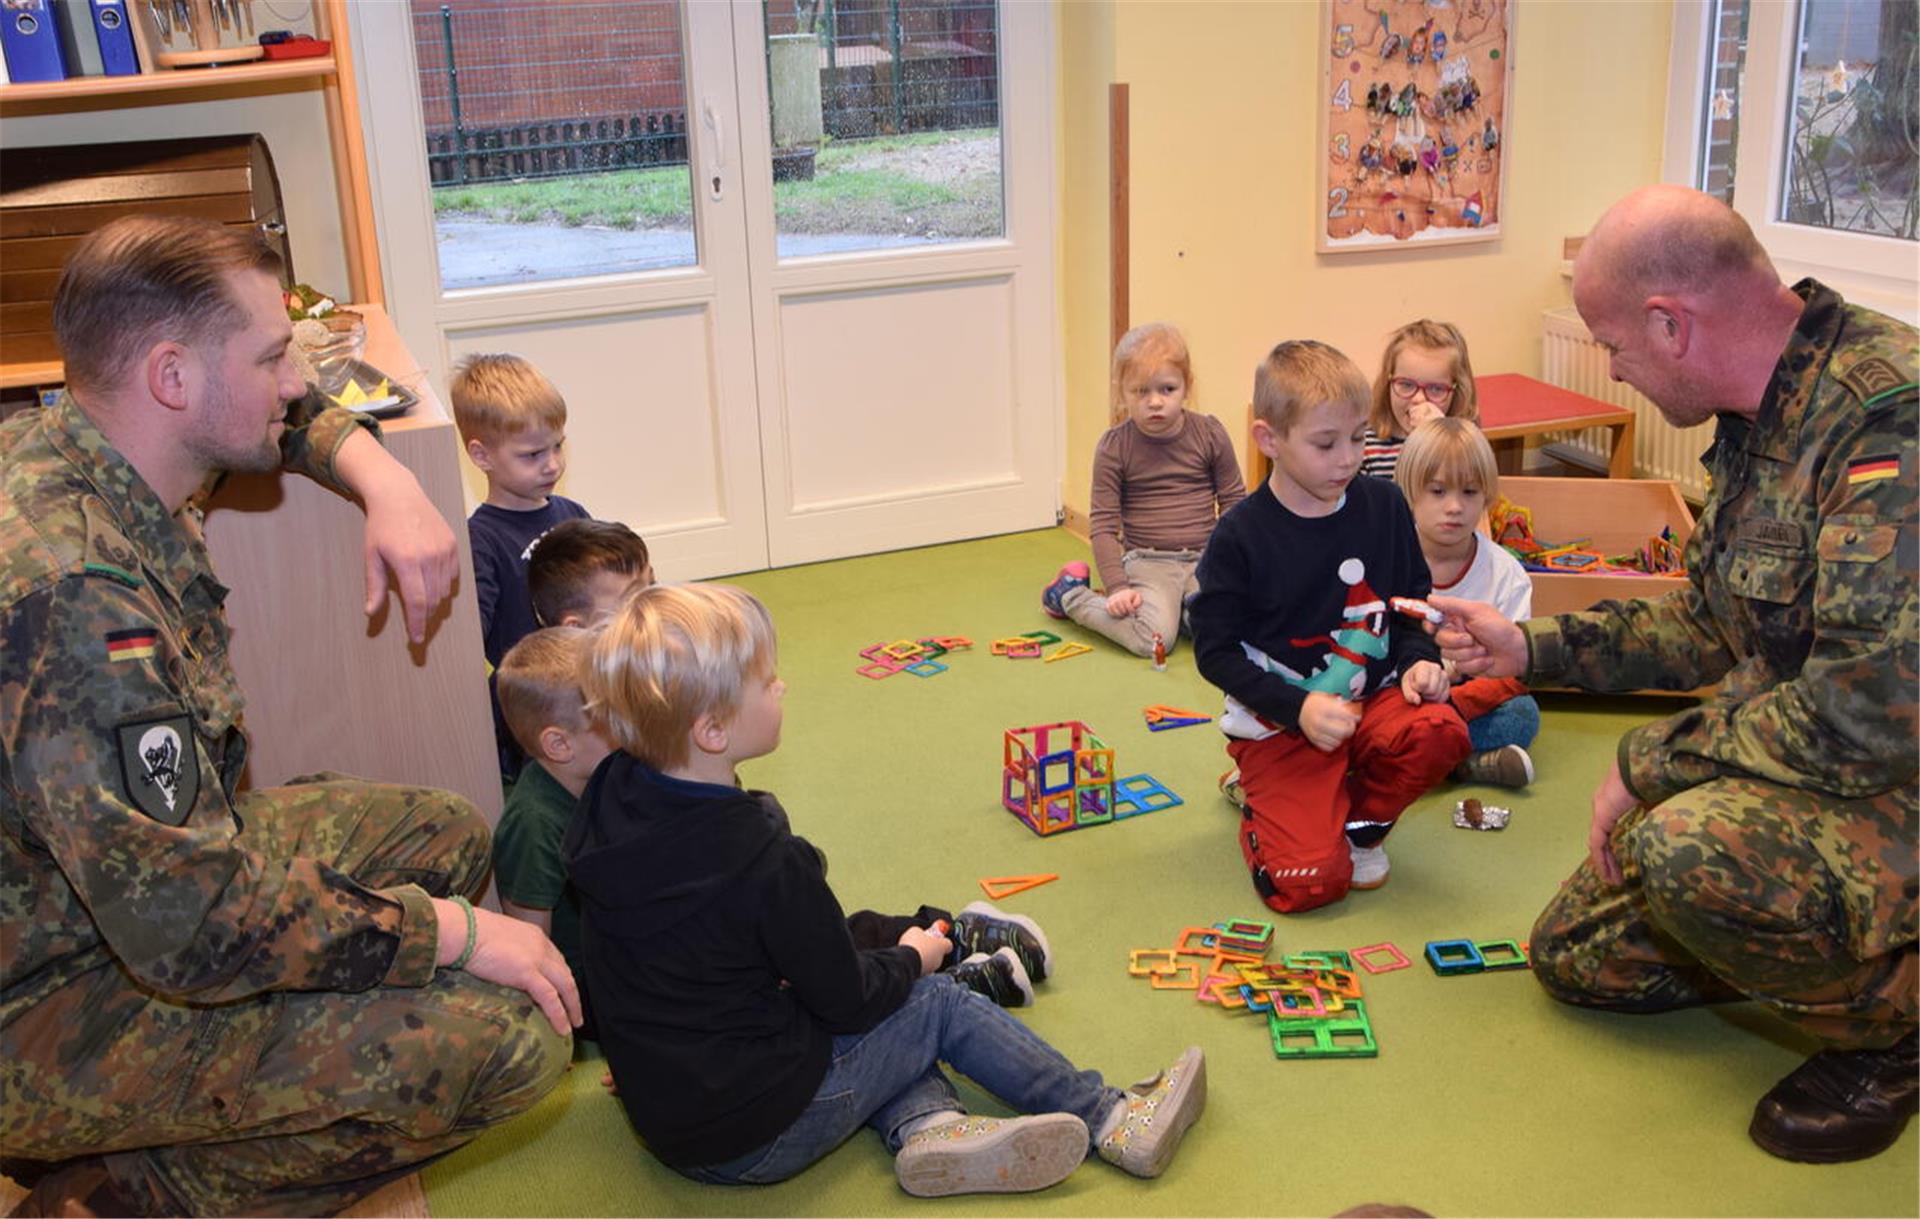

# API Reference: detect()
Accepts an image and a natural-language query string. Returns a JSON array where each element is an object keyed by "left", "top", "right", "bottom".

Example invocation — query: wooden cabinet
[{"left": 202, "top": 307, "right": 501, "bottom": 822}]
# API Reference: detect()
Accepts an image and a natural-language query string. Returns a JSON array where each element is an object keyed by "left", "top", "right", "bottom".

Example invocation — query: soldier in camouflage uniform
[
  {"left": 1, "top": 217, "right": 578, "bottom": 1215},
  {"left": 1433, "top": 185, "right": 1915, "bottom": 1164}
]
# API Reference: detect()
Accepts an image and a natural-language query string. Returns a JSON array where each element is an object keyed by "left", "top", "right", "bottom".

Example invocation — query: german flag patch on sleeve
[
  {"left": 1845, "top": 454, "right": 1901, "bottom": 486},
  {"left": 105, "top": 627, "right": 160, "bottom": 662}
]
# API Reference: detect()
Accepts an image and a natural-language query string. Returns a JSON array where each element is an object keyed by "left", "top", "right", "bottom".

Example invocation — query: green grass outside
[{"left": 432, "top": 128, "right": 1001, "bottom": 237}]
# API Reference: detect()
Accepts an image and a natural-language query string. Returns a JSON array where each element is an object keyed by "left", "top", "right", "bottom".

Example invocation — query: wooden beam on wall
[{"left": 1109, "top": 81, "right": 1128, "bottom": 353}]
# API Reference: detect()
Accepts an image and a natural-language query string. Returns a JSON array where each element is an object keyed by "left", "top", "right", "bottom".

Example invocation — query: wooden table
[{"left": 1476, "top": 372, "right": 1637, "bottom": 479}]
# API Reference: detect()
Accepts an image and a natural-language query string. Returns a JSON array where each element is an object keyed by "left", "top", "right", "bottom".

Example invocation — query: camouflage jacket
[
  {"left": 0, "top": 395, "right": 440, "bottom": 1032},
  {"left": 1524, "top": 281, "right": 1917, "bottom": 811}
]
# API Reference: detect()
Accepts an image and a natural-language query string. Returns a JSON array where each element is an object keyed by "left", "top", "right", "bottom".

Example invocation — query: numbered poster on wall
[{"left": 1318, "top": 0, "right": 1514, "bottom": 253}]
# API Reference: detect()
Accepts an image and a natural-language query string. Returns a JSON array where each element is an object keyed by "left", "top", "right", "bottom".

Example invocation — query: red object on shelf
[{"left": 260, "top": 37, "right": 331, "bottom": 60}]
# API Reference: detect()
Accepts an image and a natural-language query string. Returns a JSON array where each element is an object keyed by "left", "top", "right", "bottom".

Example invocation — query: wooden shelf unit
[
  {"left": 0, "top": 0, "right": 382, "bottom": 391},
  {"left": 0, "top": 55, "right": 337, "bottom": 102}
]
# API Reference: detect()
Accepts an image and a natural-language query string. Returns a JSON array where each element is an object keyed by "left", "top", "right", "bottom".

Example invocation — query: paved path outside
[{"left": 437, "top": 220, "right": 935, "bottom": 290}]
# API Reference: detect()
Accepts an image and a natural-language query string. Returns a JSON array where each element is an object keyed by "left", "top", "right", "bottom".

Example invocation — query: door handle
[{"left": 703, "top": 100, "right": 727, "bottom": 202}]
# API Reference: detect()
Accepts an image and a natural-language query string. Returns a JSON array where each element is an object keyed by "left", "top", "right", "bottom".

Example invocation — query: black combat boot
[{"left": 1748, "top": 1030, "right": 1918, "bottom": 1163}]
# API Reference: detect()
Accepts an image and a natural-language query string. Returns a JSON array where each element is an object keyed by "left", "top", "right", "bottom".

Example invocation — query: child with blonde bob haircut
[
  {"left": 1362, "top": 319, "right": 1479, "bottom": 480},
  {"left": 1191, "top": 340, "right": 1469, "bottom": 913},
  {"left": 567, "top": 583, "right": 1206, "bottom": 1198},
  {"left": 1041, "top": 321, "right": 1244, "bottom": 658},
  {"left": 1393, "top": 419, "right": 1538, "bottom": 788}
]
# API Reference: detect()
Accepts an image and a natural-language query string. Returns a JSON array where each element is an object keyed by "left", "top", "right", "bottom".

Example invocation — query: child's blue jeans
[
  {"left": 677, "top": 974, "right": 1122, "bottom": 1185},
  {"left": 1467, "top": 693, "right": 1541, "bottom": 753}
]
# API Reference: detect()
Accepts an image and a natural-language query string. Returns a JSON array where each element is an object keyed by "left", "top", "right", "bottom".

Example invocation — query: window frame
[{"left": 1663, "top": 0, "right": 1918, "bottom": 322}]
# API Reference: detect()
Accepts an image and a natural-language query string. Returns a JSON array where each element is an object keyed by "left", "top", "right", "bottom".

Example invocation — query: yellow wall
[{"left": 1056, "top": 0, "right": 1673, "bottom": 515}]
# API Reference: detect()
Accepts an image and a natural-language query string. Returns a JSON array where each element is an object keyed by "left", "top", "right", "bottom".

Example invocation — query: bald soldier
[
  {"left": 0, "top": 216, "right": 578, "bottom": 1215},
  {"left": 1434, "top": 185, "right": 1916, "bottom": 1163}
]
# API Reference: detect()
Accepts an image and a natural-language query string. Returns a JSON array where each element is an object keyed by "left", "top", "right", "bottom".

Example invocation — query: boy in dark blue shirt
[
  {"left": 566, "top": 583, "right": 1206, "bottom": 1198},
  {"left": 1191, "top": 340, "right": 1470, "bottom": 914},
  {"left": 450, "top": 353, "right": 590, "bottom": 779}
]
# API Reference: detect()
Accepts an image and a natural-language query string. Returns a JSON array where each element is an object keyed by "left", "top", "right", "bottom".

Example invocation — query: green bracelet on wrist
[{"left": 449, "top": 895, "right": 478, "bottom": 970}]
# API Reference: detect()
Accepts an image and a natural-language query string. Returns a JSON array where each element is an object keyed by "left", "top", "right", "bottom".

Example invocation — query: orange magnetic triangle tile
[{"left": 978, "top": 873, "right": 1059, "bottom": 900}]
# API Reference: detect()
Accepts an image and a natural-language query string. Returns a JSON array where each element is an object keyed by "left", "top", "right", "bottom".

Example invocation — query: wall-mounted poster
[{"left": 1318, "top": 0, "right": 1515, "bottom": 253}]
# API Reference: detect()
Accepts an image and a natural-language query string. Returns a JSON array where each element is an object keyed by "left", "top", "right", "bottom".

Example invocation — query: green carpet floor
[{"left": 424, "top": 528, "right": 1918, "bottom": 1218}]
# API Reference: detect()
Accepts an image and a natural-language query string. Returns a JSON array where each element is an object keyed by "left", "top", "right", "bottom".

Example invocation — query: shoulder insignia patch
[
  {"left": 1836, "top": 356, "right": 1913, "bottom": 406},
  {"left": 1846, "top": 454, "right": 1901, "bottom": 486},
  {"left": 105, "top": 627, "right": 159, "bottom": 662},
  {"left": 116, "top": 714, "right": 199, "bottom": 826}
]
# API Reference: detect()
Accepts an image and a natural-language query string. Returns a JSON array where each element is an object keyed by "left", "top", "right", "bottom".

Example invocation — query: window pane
[
  {"left": 762, "top": 0, "right": 1005, "bottom": 259},
  {"left": 412, "top": 1, "right": 697, "bottom": 292},
  {"left": 1696, "top": 0, "right": 1750, "bottom": 204},
  {"left": 1779, "top": 0, "right": 1919, "bottom": 240}
]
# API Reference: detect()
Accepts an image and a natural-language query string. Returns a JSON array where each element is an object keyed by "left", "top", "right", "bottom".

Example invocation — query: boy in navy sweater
[
  {"left": 451, "top": 353, "right": 591, "bottom": 780},
  {"left": 565, "top": 583, "right": 1205, "bottom": 1198},
  {"left": 1190, "top": 340, "right": 1470, "bottom": 913}
]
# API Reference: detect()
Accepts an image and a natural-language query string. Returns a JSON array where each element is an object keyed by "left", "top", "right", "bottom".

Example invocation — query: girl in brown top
[{"left": 1042, "top": 322, "right": 1246, "bottom": 658}]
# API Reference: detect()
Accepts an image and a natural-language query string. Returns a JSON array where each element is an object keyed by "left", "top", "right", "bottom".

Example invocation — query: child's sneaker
[
  {"left": 953, "top": 901, "right": 1054, "bottom": 982},
  {"left": 1349, "top": 841, "right": 1390, "bottom": 890},
  {"left": 1218, "top": 766, "right": 1246, "bottom": 810},
  {"left": 895, "top": 1112, "right": 1088, "bottom": 1197},
  {"left": 1040, "top": 562, "right": 1090, "bottom": 619},
  {"left": 1095, "top": 1046, "right": 1206, "bottom": 1178},
  {"left": 951, "top": 947, "right": 1034, "bottom": 1008},
  {"left": 1453, "top": 744, "right": 1534, "bottom": 789}
]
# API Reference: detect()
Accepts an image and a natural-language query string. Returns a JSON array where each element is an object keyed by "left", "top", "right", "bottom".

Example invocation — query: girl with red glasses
[{"left": 1361, "top": 319, "right": 1480, "bottom": 480}]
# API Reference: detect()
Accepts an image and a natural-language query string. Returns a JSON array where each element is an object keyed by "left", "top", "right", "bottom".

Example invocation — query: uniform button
[{"left": 1845, "top": 531, "right": 1859, "bottom": 544}]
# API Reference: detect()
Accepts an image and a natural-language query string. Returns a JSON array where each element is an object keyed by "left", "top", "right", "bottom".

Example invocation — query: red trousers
[{"left": 1227, "top": 687, "right": 1469, "bottom": 913}]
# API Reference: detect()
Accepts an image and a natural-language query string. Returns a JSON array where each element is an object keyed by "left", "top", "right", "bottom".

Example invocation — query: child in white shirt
[{"left": 1395, "top": 418, "right": 1538, "bottom": 788}]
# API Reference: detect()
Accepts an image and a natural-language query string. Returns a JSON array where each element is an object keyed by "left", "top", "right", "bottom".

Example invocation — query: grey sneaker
[
  {"left": 953, "top": 901, "right": 1054, "bottom": 983},
  {"left": 1096, "top": 1046, "right": 1206, "bottom": 1178},
  {"left": 1453, "top": 744, "right": 1534, "bottom": 789},
  {"left": 950, "top": 947, "right": 1034, "bottom": 1008},
  {"left": 896, "top": 1113, "right": 1088, "bottom": 1197}
]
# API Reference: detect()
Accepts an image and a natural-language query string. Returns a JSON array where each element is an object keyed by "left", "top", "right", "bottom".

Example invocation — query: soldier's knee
[
  {"left": 463, "top": 990, "right": 572, "bottom": 1127},
  {"left": 1528, "top": 896, "right": 1597, "bottom": 1003},
  {"left": 1629, "top": 799, "right": 1749, "bottom": 926}
]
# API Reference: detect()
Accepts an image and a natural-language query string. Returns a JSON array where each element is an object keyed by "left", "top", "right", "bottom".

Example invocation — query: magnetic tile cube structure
[{"left": 1002, "top": 721, "right": 1115, "bottom": 836}]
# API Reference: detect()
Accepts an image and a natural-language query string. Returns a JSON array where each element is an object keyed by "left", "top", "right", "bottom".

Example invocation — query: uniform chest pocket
[
  {"left": 1815, "top": 519, "right": 1901, "bottom": 638},
  {"left": 1726, "top": 541, "right": 1813, "bottom": 605}
]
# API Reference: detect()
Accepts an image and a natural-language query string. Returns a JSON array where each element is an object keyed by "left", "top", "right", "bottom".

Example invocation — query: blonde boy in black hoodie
[{"left": 565, "top": 583, "right": 1205, "bottom": 1199}]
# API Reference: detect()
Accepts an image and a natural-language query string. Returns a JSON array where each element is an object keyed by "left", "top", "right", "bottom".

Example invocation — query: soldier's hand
[
  {"left": 1588, "top": 760, "right": 1639, "bottom": 887},
  {"left": 362, "top": 480, "right": 459, "bottom": 645},
  {"left": 333, "top": 428, "right": 460, "bottom": 644},
  {"left": 439, "top": 899, "right": 583, "bottom": 1035},
  {"left": 1428, "top": 594, "right": 1527, "bottom": 678}
]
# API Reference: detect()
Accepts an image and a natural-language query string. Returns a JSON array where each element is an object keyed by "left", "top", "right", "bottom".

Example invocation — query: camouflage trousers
[
  {"left": 1531, "top": 774, "right": 1917, "bottom": 1049},
  {"left": 2, "top": 774, "right": 571, "bottom": 1217}
]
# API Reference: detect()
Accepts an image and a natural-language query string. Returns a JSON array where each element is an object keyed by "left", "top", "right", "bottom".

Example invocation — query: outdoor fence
[{"left": 415, "top": 0, "right": 997, "bottom": 188}]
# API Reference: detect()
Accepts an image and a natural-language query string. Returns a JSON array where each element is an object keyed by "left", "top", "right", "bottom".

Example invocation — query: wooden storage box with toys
[{"left": 1492, "top": 476, "right": 1696, "bottom": 619}]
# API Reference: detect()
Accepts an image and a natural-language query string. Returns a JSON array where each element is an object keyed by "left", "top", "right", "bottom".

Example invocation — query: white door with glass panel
[{"left": 354, "top": 0, "right": 1057, "bottom": 578}]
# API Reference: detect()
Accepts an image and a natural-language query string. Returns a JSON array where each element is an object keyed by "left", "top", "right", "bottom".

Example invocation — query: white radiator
[{"left": 1538, "top": 306, "right": 1713, "bottom": 502}]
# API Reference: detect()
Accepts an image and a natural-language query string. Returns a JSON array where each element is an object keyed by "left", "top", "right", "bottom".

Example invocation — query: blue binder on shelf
[
  {"left": 1, "top": 0, "right": 70, "bottom": 81},
  {"left": 88, "top": 0, "right": 136, "bottom": 74}
]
